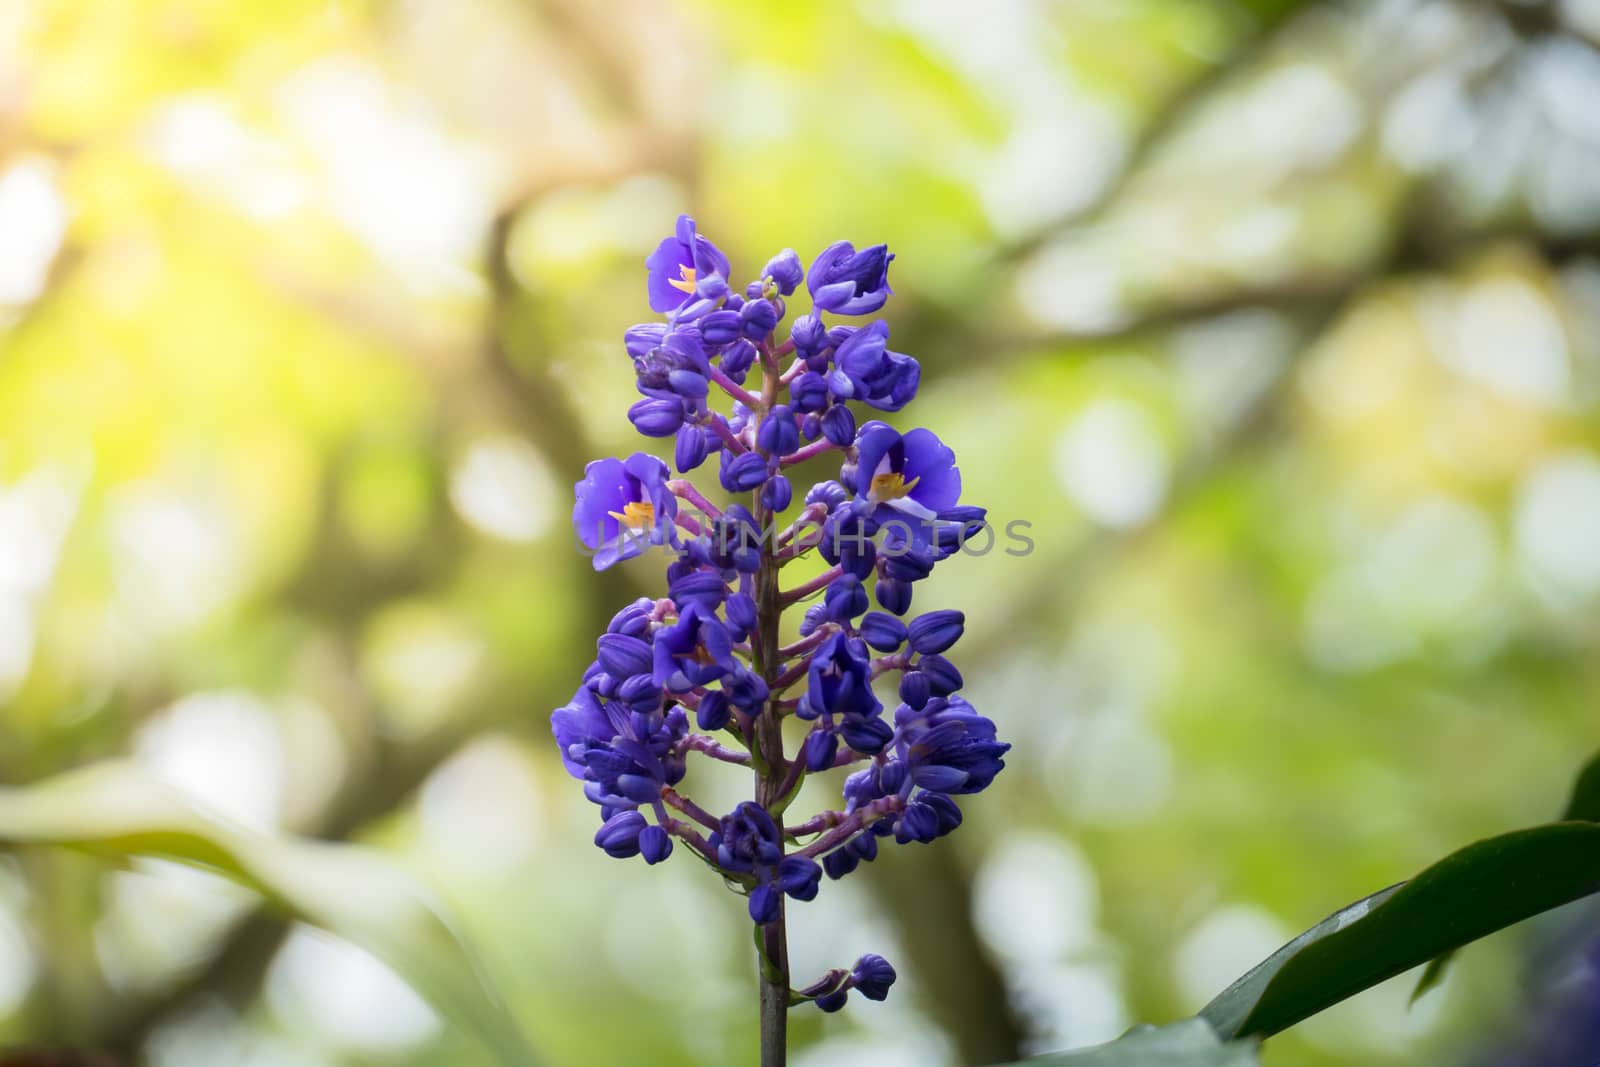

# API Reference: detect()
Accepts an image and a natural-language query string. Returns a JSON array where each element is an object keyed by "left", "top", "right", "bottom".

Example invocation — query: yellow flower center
[
  {"left": 668, "top": 264, "right": 697, "bottom": 295},
  {"left": 609, "top": 500, "right": 656, "bottom": 531},
  {"left": 869, "top": 472, "right": 919, "bottom": 501}
]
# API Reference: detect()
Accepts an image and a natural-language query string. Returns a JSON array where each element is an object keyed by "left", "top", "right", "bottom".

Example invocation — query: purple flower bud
[
  {"left": 594, "top": 810, "right": 647, "bottom": 858},
  {"left": 823, "top": 834, "right": 877, "bottom": 880},
  {"left": 908, "top": 610, "right": 964, "bottom": 654},
  {"left": 923, "top": 792, "right": 964, "bottom": 835},
  {"left": 628, "top": 398, "right": 684, "bottom": 437},
  {"left": 697, "top": 689, "right": 731, "bottom": 731},
  {"left": 617, "top": 674, "right": 663, "bottom": 714},
  {"left": 815, "top": 989, "right": 849, "bottom": 1013},
  {"left": 696, "top": 272, "right": 729, "bottom": 302},
  {"left": 625, "top": 323, "right": 667, "bottom": 358},
  {"left": 875, "top": 577, "right": 913, "bottom": 616},
  {"left": 790, "top": 314, "right": 827, "bottom": 358},
  {"left": 805, "top": 480, "right": 850, "bottom": 512},
  {"left": 721, "top": 450, "right": 770, "bottom": 493},
  {"left": 607, "top": 598, "right": 655, "bottom": 636},
  {"left": 790, "top": 372, "right": 829, "bottom": 413},
  {"left": 757, "top": 405, "right": 800, "bottom": 457},
  {"left": 639, "top": 824, "right": 673, "bottom": 864},
  {"left": 858, "top": 611, "right": 906, "bottom": 652},
  {"left": 724, "top": 666, "right": 769, "bottom": 713},
  {"left": 808, "top": 241, "right": 893, "bottom": 315},
  {"left": 741, "top": 299, "right": 779, "bottom": 340},
  {"left": 777, "top": 855, "right": 822, "bottom": 901},
  {"left": 882, "top": 546, "right": 935, "bottom": 584},
  {"left": 798, "top": 602, "right": 828, "bottom": 638},
  {"left": 699, "top": 310, "right": 743, "bottom": 346},
  {"left": 898, "top": 670, "right": 931, "bottom": 709},
  {"left": 667, "top": 369, "right": 709, "bottom": 399},
  {"left": 912, "top": 762, "right": 969, "bottom": 792},
  {"left": 669, "top": 569, "right": 726, "bottom": 609},
  {"left": 616, "top": 773, "right": 664, "bottom": 804},
  {"left": 720, "top": 339, "right": 757, "bottom": 378},
  {"left": 839, "top": 714, "right": 892, "bottom": 754},
  {"left": 851, "top": 955, "right": 896, "bottom": 1001},
  {"left": 803, "top": 728, "right": 838, "bottom": 771},
  {"left": 824, "top": 576, "right": 868, "bottom": 622},
  {"left": 597, "top": 633, "right": 653, "bottom": 679},
  {"left": 675, "top": 424, "right": 709, "bottom": 473},
  {"left": 726, "top": 591, "right": 758, "bottom": 636},
  {"left": 749, "top": 884, "right": 782, "bottom": 925},
  {"left": 919, "top": 653, "right": 962, "bottom": 695},
  {"left": 799, "top": 968, "right": 849, "bottom": 999},
  {"left": 763, "top": 249, "right": 804, "bottom": 295},
  {"left": 762, "top": 474, "right": 793, "bottom": 513},
  {"left": 821, "top": 405, "right": 856, "bottom": 447},
  {"left": 822, "top": 850, "right": 856, "bottom": 881},
  {"left": 897, "top": 800, "right": 941, "bottom": 844}
]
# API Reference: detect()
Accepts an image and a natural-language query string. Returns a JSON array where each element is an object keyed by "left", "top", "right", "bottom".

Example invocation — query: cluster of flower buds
[{"left": 553, "top": 215, "right": 1008, "bottom": 1011}]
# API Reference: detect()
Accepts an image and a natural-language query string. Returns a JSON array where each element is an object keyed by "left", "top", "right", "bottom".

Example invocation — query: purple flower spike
[{"left": 554, "top": 217, "right": 1004, "bottom": 1031}]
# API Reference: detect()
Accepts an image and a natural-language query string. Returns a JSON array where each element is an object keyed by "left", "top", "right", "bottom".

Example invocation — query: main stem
[{"left": 753, "top": 353, "right": 790, "bottom": 1067}]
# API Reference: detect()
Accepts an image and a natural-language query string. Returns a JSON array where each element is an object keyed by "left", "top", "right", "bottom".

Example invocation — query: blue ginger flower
[{"left": 554, "top": 215, "right": 1007, "bottom": 1023}]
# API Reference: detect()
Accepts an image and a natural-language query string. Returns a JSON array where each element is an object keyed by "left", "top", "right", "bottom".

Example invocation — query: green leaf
[
  {"left": 0, "top": 761, "right": 538, "bottom": 1066},
  {"left": 1411, "top": 747, "right": 1600, "bottom": 1003},
  {"left": 1563, "top": 749, "right": 1600, "bottom": 822},
  {"left": 1203, "top": 821, "right": 1600, "bottom": 1040},
  {"left": 1407, "top": 949, "right": 1453, "bottom": 1006},
  {"left": 1022, "top": 1020, "right": 1258, "bottom": 1066}
]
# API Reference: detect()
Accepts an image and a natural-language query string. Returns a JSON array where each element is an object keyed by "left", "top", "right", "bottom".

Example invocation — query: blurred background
[{"left": 1, "top": 0, "right": 1599, "bottom": 1064}]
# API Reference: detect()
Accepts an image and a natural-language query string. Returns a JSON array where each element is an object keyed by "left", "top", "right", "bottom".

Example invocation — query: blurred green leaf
[
  {"left": 1021, "top": 1020, "right": 1258, "bottom": 1066},
  {"left": 1203, "top": 822, "right": 1600, "bottom": 1040},
  {"left": 0, "top": 762, "right": 538, "bottom": 1066},
  {"left": 1411, "top": 747, "right": 1600, "bottom": 1002}
]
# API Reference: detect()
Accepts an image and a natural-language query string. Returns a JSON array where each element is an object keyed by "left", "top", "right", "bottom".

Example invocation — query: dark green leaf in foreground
[
  {"left": 1411, "top": 747, "right": 1600, "bottom": 1002},
  {"left": 0, "top": 762, "right": 538, "bottom": 1067},
  {"left": 1024, "top": 1020, "right": 1259, "bottom": 1066},
  {"left": 1203, "top": 821, "right": 1600, "bottom": 1040}
]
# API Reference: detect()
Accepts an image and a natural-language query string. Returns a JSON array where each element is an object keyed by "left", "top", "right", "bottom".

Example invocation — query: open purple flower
[
  {"left": 551, "top": 682, "right": 622, "bottom": 779},
  {"left": 646, "top": 214, "right": 732, "bottom": 314},
  {"left": 573, "top": 454, "right": 678, "bottom": 570},
  {"left": 807, "top": 240, "right": 893, "bottom": 315},
  {"left": 851, "top": 421, "right": 962, "bottom": 523},
  {"left": 652, "top": 602, "right": 735, "bottom": 692}
]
